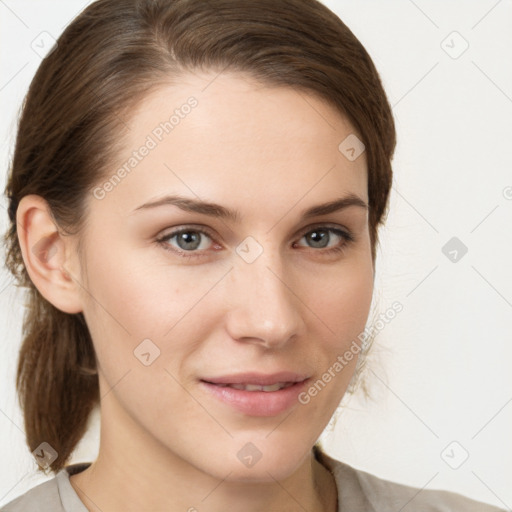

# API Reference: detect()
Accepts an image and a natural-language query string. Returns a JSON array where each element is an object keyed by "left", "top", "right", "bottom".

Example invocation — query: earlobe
[{"left": 16, "top": 194, "right": 83, "bottom": 314}]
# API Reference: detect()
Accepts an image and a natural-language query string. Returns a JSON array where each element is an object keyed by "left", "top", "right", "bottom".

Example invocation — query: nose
[{"left": 223, "top": 248, "right": 304, "bottom": 349}]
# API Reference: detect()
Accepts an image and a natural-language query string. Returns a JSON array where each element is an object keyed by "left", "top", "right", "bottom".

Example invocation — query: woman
[{"left": 1, "top": 0, "right": 505, "bottom": 510}]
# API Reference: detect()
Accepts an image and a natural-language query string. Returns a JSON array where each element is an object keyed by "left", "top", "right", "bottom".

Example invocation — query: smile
[
  {"left": 213, "top": 382, "right": 296, "bottom": 392},
  {"left": 199, "top": 372, "right": 310, "bottom": 416}
]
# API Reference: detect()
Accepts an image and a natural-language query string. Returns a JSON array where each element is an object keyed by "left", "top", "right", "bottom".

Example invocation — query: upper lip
[{"left": 201, "top": 372, "right": 310, "bottom": 386}]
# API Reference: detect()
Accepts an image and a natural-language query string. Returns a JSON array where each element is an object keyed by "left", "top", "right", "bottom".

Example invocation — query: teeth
[{"left": 226, "top": 382, "right": 293, "bottom": 392}]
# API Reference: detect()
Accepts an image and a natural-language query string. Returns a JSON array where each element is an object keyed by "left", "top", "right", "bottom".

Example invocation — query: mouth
[
  {"left": 199, "top": 372, "right": 310, "bottom": 417},
  {"left": 207, "top": 381, "right": 296, "bottom": 392}
]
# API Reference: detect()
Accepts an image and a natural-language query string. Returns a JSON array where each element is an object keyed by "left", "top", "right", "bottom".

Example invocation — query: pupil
[
  {"left": 308, "top": 229, "right": 328, "bottom": 248},
  {"left": 179, "top": 231, "right": 200, "bottom": 250}
]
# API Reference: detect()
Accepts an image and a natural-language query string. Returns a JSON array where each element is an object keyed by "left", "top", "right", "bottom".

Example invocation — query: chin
[{"left": 204, "top": 433, "right": 315, "bottom": 483}]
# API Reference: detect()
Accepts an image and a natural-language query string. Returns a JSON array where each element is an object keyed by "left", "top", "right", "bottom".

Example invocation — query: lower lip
[{"left": 200, "top": 380, "right": 309, "bottom": 417}]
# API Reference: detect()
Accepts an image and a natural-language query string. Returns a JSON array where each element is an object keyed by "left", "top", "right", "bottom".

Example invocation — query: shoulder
[
  {"left": 0, "top": 477, "right": 61, "bottom": 512},
  {"left": 0, "top": 463, "right": 91, "bottom": 512},
  {"left": 315, "top": 448, "right": 507, "bottom": 512}
]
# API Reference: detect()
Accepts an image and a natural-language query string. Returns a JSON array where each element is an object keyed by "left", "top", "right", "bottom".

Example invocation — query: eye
[
  {"left": 294, "top": 226, "right": 354, "bottom": 254},
  {"left": 156, "top": 224, "right": 355, "bottom": 259},
  {"left": 156, "top": 227, "right": 217, "bottom": 258}
]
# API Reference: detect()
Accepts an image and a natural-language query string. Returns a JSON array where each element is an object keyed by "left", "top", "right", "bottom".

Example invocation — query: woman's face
[{"left": 75, "top": 71, "right": 373, "bottom": 481}]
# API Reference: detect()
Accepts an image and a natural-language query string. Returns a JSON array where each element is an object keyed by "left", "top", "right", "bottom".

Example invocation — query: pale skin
[{"left": 17, "top": 71, "right": 373, "bottom": 511}]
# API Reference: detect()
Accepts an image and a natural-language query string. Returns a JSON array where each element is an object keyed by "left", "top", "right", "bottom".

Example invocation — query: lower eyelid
[
  {"left": 158, "top": 229, "right": 214, "bottom": 251},
  {"left": 157, "top": 226, "right": 353, "bottom": 256}
]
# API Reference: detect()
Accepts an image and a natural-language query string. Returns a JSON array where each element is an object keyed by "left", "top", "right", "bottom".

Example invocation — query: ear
[{"left": 16, "top": 194, "right": 84, "bottom": 314}]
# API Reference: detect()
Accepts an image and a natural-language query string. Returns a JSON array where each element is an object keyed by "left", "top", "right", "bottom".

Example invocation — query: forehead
[{"left": 92, "top": 71, "right": 368, "bottom": 220}]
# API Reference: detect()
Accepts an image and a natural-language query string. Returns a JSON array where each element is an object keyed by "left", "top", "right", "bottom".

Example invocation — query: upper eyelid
[
  {"left": 158, "top": 223, "right": 351, "bottom": 246},
  {"left": 160, "top": 222, "right": 350, "bottom": 236}
]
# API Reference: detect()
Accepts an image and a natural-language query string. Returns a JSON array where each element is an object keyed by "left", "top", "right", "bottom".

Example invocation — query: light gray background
[{"left": 1, "top": 0, "right": 511, "bottom": 509}]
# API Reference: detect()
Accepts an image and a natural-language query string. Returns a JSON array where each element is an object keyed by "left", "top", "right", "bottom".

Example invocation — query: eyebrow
[{"left": 132, "top": 193, "right": 368, "bottom": 222}]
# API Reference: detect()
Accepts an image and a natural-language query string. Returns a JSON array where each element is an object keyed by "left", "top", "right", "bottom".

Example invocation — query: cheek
[
  {"left": 298, "top": 270, "right": 372, "bottom": 421},
  {"left": 81, "top": 242, "right": 206, "bottom": 332},
  {"left": 304, "top": 255, "right": 374, "bottom": 399},
  {"left": 79, "top": 250, "right": 213, "bottom": 430},
  {"left": 79, "top": 246, "right": 230, "bottom": 379},
  {"left": 308, "top": 254, "right": 374, "bottom": 342}
]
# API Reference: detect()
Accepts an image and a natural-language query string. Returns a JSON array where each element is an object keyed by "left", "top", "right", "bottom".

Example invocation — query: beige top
[{"left": 1, "top": 448, "right": 506, "bottom": 511}]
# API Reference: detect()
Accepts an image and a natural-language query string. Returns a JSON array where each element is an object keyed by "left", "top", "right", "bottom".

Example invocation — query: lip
[
  {"left": 200, "top": 372, "right": 310, "bottom": 417},
  {"left": 202, "top": 371, "right": 309, "bottom": 386}
]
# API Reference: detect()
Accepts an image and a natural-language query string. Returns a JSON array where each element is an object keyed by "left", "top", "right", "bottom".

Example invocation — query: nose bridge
[{"left": 225, "top": 240, "right": 302, "bottom": 346}]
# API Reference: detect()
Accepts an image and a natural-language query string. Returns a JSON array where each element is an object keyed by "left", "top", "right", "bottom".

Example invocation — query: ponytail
[{"left": 14, "top": 287, "right": 98, "bottom": 473}]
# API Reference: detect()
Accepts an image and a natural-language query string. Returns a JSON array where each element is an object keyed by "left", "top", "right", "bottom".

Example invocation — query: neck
[
  {"left": 69, "top": 402, "right": 337, "bottom": 512},
  {"left": 71, "top": 449, "right": 336, "bottom": 512}
]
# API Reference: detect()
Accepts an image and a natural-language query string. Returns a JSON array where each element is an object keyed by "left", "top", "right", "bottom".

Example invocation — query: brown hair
[{"left": 3, "top": 0, "right": 396, "bottom": 473}]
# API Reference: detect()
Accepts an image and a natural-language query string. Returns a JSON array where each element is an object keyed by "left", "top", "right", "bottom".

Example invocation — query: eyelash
[{"left": 155, "top": 224, "right": 355, "bottom": 260}]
